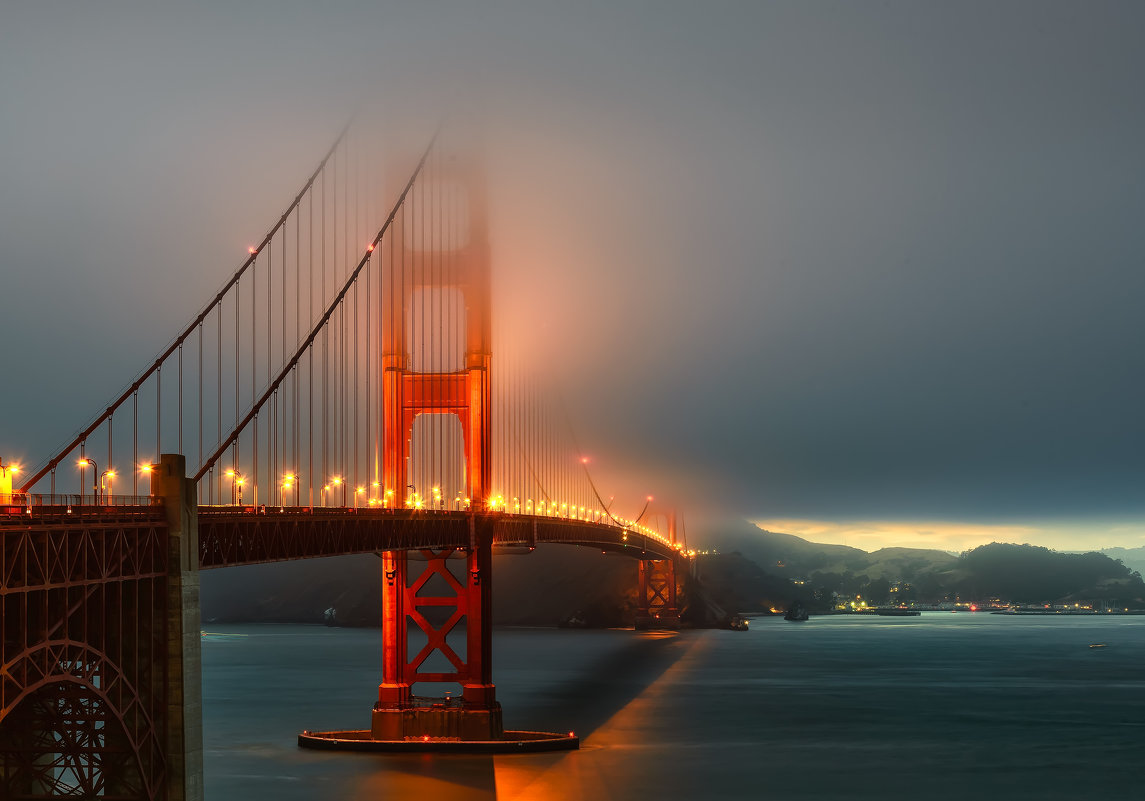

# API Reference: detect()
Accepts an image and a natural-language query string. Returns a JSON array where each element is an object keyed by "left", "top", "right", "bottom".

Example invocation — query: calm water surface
[{"left": 202, "top": 614, "right": 1145, "bottom": 800}]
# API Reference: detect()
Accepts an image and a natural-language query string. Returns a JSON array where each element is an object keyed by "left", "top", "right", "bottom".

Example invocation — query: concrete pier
[{"left": 153, "top": 454, "right": 203, "bottom": 801}]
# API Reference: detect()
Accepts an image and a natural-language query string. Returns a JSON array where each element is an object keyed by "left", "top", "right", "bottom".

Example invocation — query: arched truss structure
[{"left": 0, "top": 510, "right": 168, "bottom": 800}]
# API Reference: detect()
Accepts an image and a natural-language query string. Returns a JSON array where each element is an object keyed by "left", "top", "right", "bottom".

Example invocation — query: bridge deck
[
  {"left": 2, "top": 505, "right": 681, "bottom": 573},
  {"left": 198, "top": 507, "right": 679, "bottom": 567}
]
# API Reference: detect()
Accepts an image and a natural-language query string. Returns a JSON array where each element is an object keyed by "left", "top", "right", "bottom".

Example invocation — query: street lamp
[
  {"left": 331, "top": 476, "right": 345, "bottom": 507},
  {"left": 101, "top": 469, "right": 116, "bottom": 504},
  {"left": 282, "top": 472, "right": 297, "bottom": 506},
  {"left": 77, "top": 458, "right": 98, "bottom": 504},
  {"left": 224, "top": 469, "right": 245, "bottom": 505},
  {"left": 0, "top": 459, "right": 18, "bottom": 504}
]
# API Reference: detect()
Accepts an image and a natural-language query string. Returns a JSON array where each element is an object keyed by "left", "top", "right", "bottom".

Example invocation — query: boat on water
[
  {"left": 874, "top": 608, "right": 920, "bottom": 617},
  {"left": 784, "top": 601, "right": 809, "bottom": 622}
]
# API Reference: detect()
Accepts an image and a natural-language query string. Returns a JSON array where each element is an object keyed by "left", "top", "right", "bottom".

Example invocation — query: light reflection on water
[{"left": 203, "top": 615, "right": 1145, "bottom": 800}]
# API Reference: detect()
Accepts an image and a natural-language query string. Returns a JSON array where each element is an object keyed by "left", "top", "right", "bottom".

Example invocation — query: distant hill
[
  {"left": 1099, "top": 546, "right": 1145, "bottom": 579},
  {"left": 685, "top": 518, "right": 1145, "bottom": 607},
  {"left": 693, "top": 551, "right": 813, "bottom": 615},
  {"left": 688, "top": 518, "right": 955, "bottom": 583},
  {"left": 950, "top": 543, "right": 1145, "bottom": 604},
  {"left": 687, "top": 517, "right": 867, "bottom": 574}
]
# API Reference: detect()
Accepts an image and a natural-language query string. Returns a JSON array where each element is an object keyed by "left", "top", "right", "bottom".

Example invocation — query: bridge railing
[{"left": 0, "top": 493, "right": 161, "bottom": 516}]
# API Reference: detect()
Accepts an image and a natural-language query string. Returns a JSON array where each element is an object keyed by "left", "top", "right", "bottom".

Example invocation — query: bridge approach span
[{"left": 196, "top": 508, "right": 680, "bottom": 569}]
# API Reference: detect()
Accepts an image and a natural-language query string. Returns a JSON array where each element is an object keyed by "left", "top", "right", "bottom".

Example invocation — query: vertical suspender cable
[
  {"left": 178, "top": 344, "right": 183, "bottom": 454},
  {"left": 132, "top": 391, "right": 138, "bottom": 495},
  {"left": 198, "top": 322, "right": 203, "bottom": 471},
  {"left": 308, "top": 186, "right": 314, "bottom": 505},
  {"left": 353, "top": 141, "right": 360, "bottom": 496},
  {"left": 268, "top": 234, "right": 274, "bottom": 489},
  {"left": 107, "top": 418, "right": 112, "bottom": 501},
  {"left": 298, "top": 209, "right": 303, "bottom": 486},
  {"left": 322, "top": 160, "right": 328, "bottom": 489},
  {"left": 235, "top": 280, "right": 240, "bottom": 459}
]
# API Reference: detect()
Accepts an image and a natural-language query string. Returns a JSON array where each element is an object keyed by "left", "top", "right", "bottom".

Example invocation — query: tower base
[
  {"left": 370, "top": 697, "right": 503, "bottom": 741},
  {"left": 635, "top": 611, "right": 682, "bottom": 631},
  {"left": 299, "top": 726, "right": 577, "bottom": 754}
]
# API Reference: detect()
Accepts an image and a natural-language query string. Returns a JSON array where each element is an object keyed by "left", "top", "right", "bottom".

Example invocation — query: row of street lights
[
  {"left": 63, "top": 459, "right": 656, "bottom": 533},
  {"left": 215, "top": 470, "right": 466, "bottom": 510},
  {"left": 220, "top": 469, "right": 370, "bottom": 507},
  {"left": 76, "top": 458, "right": 116, "bottom": 505},
  {"left": 69, "top": 459, "right": 619, "bottom": 517}
]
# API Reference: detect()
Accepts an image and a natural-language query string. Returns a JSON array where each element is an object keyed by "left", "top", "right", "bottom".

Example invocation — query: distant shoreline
[{"left": 811, "top": 608, "right": 1145, "bottom": 617}]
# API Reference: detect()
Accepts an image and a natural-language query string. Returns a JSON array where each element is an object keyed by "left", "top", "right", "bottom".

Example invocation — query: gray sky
[{"left": 2, "top": 1, "right": 1143, "bottom": 550}]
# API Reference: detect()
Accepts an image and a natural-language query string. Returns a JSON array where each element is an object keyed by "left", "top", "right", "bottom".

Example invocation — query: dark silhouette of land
[{"left": 200, "top": 520, "right": 1145, "bottom": 626}]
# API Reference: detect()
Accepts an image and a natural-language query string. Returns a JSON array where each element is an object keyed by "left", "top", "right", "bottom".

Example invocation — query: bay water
[{"left": 202, "top": 613, "right": 1145, "bottom": 799}]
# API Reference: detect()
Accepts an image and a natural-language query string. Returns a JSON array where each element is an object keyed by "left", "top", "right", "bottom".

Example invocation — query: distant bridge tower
[
  {"left": 373, "top": 148, "right": 501, "bottom": 739},
  {"left": 635, "top": 506, "right": 682, "bottom": 629}
]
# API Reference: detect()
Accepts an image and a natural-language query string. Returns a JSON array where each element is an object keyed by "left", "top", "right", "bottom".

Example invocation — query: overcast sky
[{"left": 2, "top": 2, "right": 1142, "bottom": 551}]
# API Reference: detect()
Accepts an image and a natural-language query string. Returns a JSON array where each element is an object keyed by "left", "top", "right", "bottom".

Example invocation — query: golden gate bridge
[{"left": 0, "top": 122, "right": 692, "bottom": 799}]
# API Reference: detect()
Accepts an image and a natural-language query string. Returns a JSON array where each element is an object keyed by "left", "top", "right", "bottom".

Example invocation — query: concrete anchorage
[{"left": 153, "top": 454, "right": 204, "bottom": 801}]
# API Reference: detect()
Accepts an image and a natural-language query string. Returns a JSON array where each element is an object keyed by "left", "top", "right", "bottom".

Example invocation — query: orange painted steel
[
  {"left": 376, "top": 153, "right": 499, "bottom": 735},
  {"left": 636, "top": 508, "right": 682, "bottom": 628},
  {"left": 636, "top": 558, "right": 681, "bottom": 629}
]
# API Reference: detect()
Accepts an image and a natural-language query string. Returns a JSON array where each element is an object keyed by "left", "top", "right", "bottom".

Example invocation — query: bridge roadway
[
  {"left": 198, "top": 506, "right": 681, "bottom": 567},
  {"left": 1, "top": 502, "right": 682, "bottom": 572}
]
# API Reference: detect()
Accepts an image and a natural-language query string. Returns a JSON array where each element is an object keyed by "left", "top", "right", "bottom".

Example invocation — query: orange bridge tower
[{"left": 372, "top": 152, "right": 500, "bottom": 740}]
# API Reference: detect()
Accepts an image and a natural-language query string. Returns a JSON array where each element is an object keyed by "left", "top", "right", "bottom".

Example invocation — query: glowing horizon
[{"left": 751, "top": 518, "right": 1145, "bottom": 555}]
